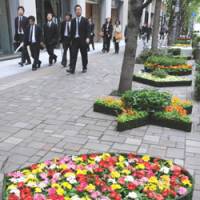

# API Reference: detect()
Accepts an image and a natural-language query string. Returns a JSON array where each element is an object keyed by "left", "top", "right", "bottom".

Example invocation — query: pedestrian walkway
[
  {"left": 0, "top": 41, "right": 126, "bottom": 79},
  {"left": 0, "top": 41, "right": 199, "bottom": 200}
]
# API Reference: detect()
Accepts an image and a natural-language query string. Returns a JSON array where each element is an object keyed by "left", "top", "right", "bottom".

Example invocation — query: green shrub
[
  {"left": 168, "top": 48, "right": 181, "bottom": 56},
  {"left": 175, "top": 39, "right": 191, "bottom": 45},
  {"left": 195, "top": 73, "right": 200, "bottom": 101},
  {"left": 122, "top": 90, "right": 172, "bottom": 112},
  {"left": 152, "top": 69, "right": 168, "bottom": 78},
  {"left": 136, "top": 49, "right": 162, "bottom": 64},
  {"left": 146, "top": 55, "right": 186, "bottom": 66}
]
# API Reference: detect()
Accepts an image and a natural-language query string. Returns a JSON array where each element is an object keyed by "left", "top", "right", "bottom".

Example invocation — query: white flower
[
  {"left": 27, "top": 182, "right": 37, "bottom": 187},
  {"left": 49, "top": 164, "right": 57, "bottom": 169},
  {"left": 127, "top": 192, "right": 138, "bottom": 199},
  {"left": 67, "top": 176, "right": 77, "bottom": 184},
  {"left": 160, "top": 166, "right": 170, "bottom": 174},
  {"left": 9, "top": 189, "right": 20, "bottom": 197},
  {"left": 125, "top": 176, "right": 134, "bottom": 182},
  {"left": 108, "top": 178, "right": 116, "bottom": 183},
  {"left": 71, "top": 195, "right": 81, "bottom": 200},
  {"left": 9, "top": 177, "right": 25, "bottom": 183},
  {"left": 38, "top": 182, "right": 47, "bottom": 189},
  {"left": 95, "top": 156, "right": 101, "bottom": 162}
]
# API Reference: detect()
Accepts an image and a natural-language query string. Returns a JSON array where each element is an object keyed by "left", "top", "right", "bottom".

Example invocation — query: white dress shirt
[
  {"left": 18, "top": 16, "right": 24, "bottom": 34},
  {"left": 75, "top": 16, "right": 82, "bottom": 38},
  {"left": 32, "top": 25, "right": 36, "bottom": 43},
  {"left": 64, "top": 21, "right": 71, "bottom": 37}
]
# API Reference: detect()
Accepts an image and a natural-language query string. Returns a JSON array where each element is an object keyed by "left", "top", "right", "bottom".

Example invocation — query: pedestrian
[
  {"left": 102, "top": 18, "right": 113, "bottom": 53},
  {"left": 113, "top": 19, "right": 122, "bottom": 54},
  {"left": 67, "top": 4, "right": 90, "bottom": 74},
  {"left": 141, "top": 24, "right": 149, "bottom": 49},
  {"left": 24, "top": 16, "right": 42, "bottom": 71},
  {"left": 88, "top": 18, "right": 95, "bottom": 51},
  {"left": 14, "top": 6, "right": 31, "bottom": 67},
  {"left": 60, "top": 12, "right": 72, "bottom": 68},
  {"left": 43, "top": 13, "right": 58, "bottom": 66}
]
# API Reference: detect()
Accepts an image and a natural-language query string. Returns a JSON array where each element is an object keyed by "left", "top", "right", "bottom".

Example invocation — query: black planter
[
  {"left": 133, "top": 75, "right": 192, "bottom": 87},
  {"left": 93, "top": 103, "right": 122, "bottom": 116}
]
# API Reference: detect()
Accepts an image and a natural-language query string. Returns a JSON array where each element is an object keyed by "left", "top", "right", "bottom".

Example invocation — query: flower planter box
[
  {"left": 133, "top": 75, "right": 192, "bottom": 87},
  {"left": 150, "top": 115, "right": 192, "bottom": 132},
  {"left": 2, "top": 153, "right": 194, "bottom": 200},
  {"left": 144, "top": 66, "right": 192, "bottom": 76},
  {"left": 117, "top": 116, "right": 149, "bottom": 131},
  {"left": 183, "top": 105, "right": 193, "bottom": 114},
  {"left": 93, "top": 103, "right": 122, "bottom": 116}
]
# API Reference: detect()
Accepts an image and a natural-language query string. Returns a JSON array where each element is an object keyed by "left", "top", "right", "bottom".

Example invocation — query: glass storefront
[{"left": 0, "top": 0, "right": 12, "bottom": 55}]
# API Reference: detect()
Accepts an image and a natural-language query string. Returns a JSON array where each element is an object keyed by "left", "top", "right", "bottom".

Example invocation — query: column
[
  {"left": 70, "top": 0, "right": 86, "bottom": 17},
  {"left": 101, "top": 0, "right": 111, "bottom": 26},
  {"left": 148, "top": 3, "right": 152, "bottom": 27},
  {"left": 19, "top": 0, "right": 37, "bottom": 20},
  {"left": 119, "top": 1, "right": 128, "bottom": 33}
]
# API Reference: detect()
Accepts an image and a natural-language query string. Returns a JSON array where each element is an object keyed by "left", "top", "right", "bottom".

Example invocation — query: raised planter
[
  {"left": 133, "top": 75, "right": 192, "bottom": 87},
  {"left": 183, "top": 105, "right": 193, "bottom": 114},
  {"left": 2, "top": 153, "right": 194, "bottom": 200},
  {"left": 93, "top": 103, "right": 122, "bottom": 116},
  {"left": 144, "top": 66, "right": 192, "bottom": 76},
  {"left": 117, "top": 116, "right": 149, "bottom": 131},
  {"left": 150, "top": 115, "right": 192, "bottom": 132}
]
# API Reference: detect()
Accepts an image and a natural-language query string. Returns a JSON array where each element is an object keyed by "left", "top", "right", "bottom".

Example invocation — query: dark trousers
[
  {"left": 88, "top": 36, "right": 95, "bottom": 50},
  {"left": 103, "top": 36, "right": 111, "bottom": 52},
  {"left": 46, "top": 45, "right": 57, "bottom": 64},
  {"left": 30, "top": 43, "right": 40, "bottom": 68},
  {"left": 62, "top": 37, "right": 71, "bottom": 67},
  {"left": 16, "top": 34, "right": 31, "bottom": 63},
  {"left": 71, "top": 38, "right": 88, "bottom": 72},
  {"left": 114, "top": 41, "right": 119, "bottom": 53}
]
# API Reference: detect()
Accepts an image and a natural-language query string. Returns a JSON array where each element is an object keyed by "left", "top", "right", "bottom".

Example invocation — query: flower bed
[
  {"left": 94, "top": 90, "right": 192, "bottom": 132},
  {"left": 133, "top": 72, "right": 192, "bottom": 87},
  {"left": 2, "top": 153, "right": 194, "bottom": 200},
  {"left": 144, "top": 56, "right": 192, "bottom": 76}
]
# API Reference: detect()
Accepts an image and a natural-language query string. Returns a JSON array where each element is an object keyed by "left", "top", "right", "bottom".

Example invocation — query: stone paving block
[
  {"left": 84, "top": 142, "right": 110, "bottom": 152},
  {"left": 125, "top": 138, "right": 142, "bottom": 145},
  {"left": 186, "top": 140, "right": 200, "bottom": 147},
  {"left": 143, "top": 135, "right": 160, "bottom": 144},
  {"left": 4, "top": 137, "right": 23, "bottom": 145},
  {"left": 10, "top": 146, "right": 38, "bottom": 157},
  {"left": 166, "top": 148, "right": 185, "bottom": 159},
  {"left": 13, "top": 122, "right": 29, "bottom": 128},
  {"left": 101, "top": 135, "right": 126, "bottom": 143},
  {"left": 64, "top": 143, "right": 82, "bottom": 151},
  {"left": 112, "top": 143, "right": 138, "bottom": 152}
]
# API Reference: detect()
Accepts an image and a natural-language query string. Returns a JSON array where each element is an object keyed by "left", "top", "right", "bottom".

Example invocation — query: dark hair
[
  {"left": 115, "top": 19, "right": 120, "bottom": 25},
  {"left": 18, "top": 6, "right": 25, "bottom": 12},
  {"left": 28, "top": 16, "right": 35, "bottom": 22},
  {"left": 65, "top": 12, "right": 72, "bottom": 18},
  {"left": 74, "top": 4, "right": 82, "bottom": 11}
]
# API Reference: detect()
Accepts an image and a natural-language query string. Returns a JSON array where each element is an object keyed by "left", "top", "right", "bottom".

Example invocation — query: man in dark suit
[
  {"left": 24, "top": 16, "right": 42, "bottom": 71},
  {"left": 14, "top": 6, "right": 31, "bottom": 66},
  {"left": 67, "top": 4, "right": 90, "bottom": 74},
  {"left": 43, "top": 13, "right": 58, "bottom": 66},
  {"left": 60, "top": 13, "right": 72, "bottom": 68}
]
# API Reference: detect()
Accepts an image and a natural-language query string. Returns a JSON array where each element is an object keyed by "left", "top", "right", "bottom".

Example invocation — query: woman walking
[{"left": 113, "top": 19, "right": 122, "bottom": 54}]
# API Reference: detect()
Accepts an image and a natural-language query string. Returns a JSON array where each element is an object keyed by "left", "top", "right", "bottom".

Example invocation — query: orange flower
[{"left": 165, "top": 105, "right": 187, "bottom": 116}]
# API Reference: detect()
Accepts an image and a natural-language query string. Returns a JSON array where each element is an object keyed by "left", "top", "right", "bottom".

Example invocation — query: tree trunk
[
  {"left": 118, "top": 1, "right": 144, "bottom": 93},
  {"left": 151, "top": 0, "right": 162, "bottom": 50}
]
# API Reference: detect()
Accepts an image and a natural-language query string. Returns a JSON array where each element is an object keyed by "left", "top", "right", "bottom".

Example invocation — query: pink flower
[
  {"left": 40, "top": 173, "right": 47, "bottom": 180},
  {"left": 48, "top": 188, "right": 56, "bottom": 196},
  {"left": 7, "top": 171, "right": 23, "bottom": 178},
  {"left": 178, "top": 187, "right": 187, "bottom": 196},
  {"left": 34, "top": 194, "right": 46, "bottom": 200},
  {"left": 91, "top": 191, "right": 101, "bottom": 198}
]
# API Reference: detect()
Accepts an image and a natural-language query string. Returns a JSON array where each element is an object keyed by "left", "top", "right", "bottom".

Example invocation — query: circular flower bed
[{"left": 3, "top": 153, "right": 193, "bottom": 200}]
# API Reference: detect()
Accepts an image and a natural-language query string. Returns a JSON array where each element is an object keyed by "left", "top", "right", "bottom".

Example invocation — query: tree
[
  {"left": 118, "top": 0, "right": 152, "bottom": 93},
  {"left": 151, "top": 0, "right": 162, "bottom": 50}
]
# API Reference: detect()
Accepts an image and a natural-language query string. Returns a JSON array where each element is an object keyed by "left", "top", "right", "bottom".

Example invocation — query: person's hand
[{"left": 86, "top": 38, "right": 90, "bottom": 44}]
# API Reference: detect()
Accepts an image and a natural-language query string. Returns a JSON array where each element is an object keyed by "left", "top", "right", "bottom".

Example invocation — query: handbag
[{"left": 115, "top": 32, "right": 122, "bottom": 40}]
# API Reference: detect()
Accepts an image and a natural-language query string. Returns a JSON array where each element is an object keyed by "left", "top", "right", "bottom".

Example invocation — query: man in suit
[
  {"left": 88, "top": 18, "right": 95, "bottom": 51},
  {"left": 60, "top": 13, "right": 72, "bottom": 68},
  {"left": 14, "top": 6, "right": 31, "bottom": 66},
  {"left": 43, "top": 13, "right": 58, "bottom": 66},
  {"left": 24, "top": 16, "right": 42, "bottom": 71},
  {"left": 67, "top": 4, "right": 90, "bottom": 74}
]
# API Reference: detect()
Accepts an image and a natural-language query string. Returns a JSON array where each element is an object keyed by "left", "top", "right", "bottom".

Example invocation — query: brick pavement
[{"left": 0, "top": 49, "right": 199, "bottom": 199}]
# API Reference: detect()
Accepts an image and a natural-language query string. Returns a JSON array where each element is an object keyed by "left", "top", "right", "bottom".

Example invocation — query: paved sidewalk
[{"left": 0, "top": 42, "right": 199, "bottom": 199}]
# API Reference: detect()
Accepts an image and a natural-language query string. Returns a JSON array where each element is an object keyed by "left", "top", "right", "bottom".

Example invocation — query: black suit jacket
[
  {"left": 43, "top": 22, "right": 58, "bottom": 46},
  {"left": 14, "top": 16, "right": 29, "bottom": 41},
  {"left": 60, "top": 21, "right": 71, "bottom": 42},
  {"left": 24, "top": 25, "right": 42, "bottom": 46},
  {"left": 89, "top": 23, "right": 95, "bottom": 36},
  {"left": 102, "top": 23, "right": 113, "bottom": 39},
  {"left": 71, "top": 17, "right": 90, "bottom": 43}
]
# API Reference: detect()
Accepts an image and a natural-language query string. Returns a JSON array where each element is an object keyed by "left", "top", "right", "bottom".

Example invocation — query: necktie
[
  {"left": 67, "top": 22, "right": 70, "bottom": 34},
  {"left": 29, "top": 26, "right": 33, "bottom": 42},
  {"left": 19, "top": 17, "right": 22, "bottom": 33},
  {"left": 76, "top": 17, "right": 79, "bottom": 37}
]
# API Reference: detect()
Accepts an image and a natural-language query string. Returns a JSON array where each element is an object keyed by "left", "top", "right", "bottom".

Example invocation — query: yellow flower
[
  {"left": 111, "top": 171, "right": 121, "bottom": 178},
  {"left": 64, "top": 172, "right": 75, "bottom": 178},
  {"left": 149, "top": 176, "right": 158, "bottom": 184},
  {"left": 111, "top": 184, "right": 122, "bottom": 190},
  {"left": 35, "top": 187, "right": 42, "bottom": 193},
  {"left": 76, "top": 169, "right": 87, "bottom": 175},
  {"left": 182, "top": 178, "right": 192, "bottom": 187},
  {"left": 167, "top": 160, "right": 173, "bottom": 167},
  {"left": 122, "top": 169, "right": 131, "bottom": 175},
  {"left": 52, "top": 183, "right": 60, "bottom": 189},
  {"left": 7, "top": 184, "right": 17, "bottom": 191},
  {"left": 142, "top": 155, "right": 150, "bottom": 162},
  {"left": 85, "top": 184, "right": 96, "bottom": 191},
  {"left": 119, "top": 155, "right": 125, "bottom": 162},
  {"left": 64, "top": 197, "right": 71, "bottom": 200},
  {"left": 135, "top": 163, "right": 145, "bottom": 170},
  {"left": 102, "top": 153, "right": 111, "bottom": 160},
  {"left": 62, "top": 182, "right": 72, "bottom": 190},
  {"left": 116, "top": 162, "right": 124, "bottom": 168},
  {"left": 59, "top": 164, "right": 68, "bottom": 170},
  {"left": 57, "top": 187, "right": 65, "bottom": 196}
]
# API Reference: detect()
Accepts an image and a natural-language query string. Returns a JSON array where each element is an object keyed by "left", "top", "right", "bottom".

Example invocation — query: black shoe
[
  {"left": 32, "top": 67, "right": 37, "bottom": 71},
  {"left": 38, "top": 61, "right": 41, "bottom": 68},
  {"left": 18, "top": 62, "right": 24, "bottom": 67},
  {"left": 53, "top": 56, "right": 57, "bottom": 64},
  {"left": 25, "top": 62, "right": 31, "bottom": 65},
  {"left": 66, "top": 69, "right": 74, "bottom": 74},
  {"left": 82, "top": 69, "right": 87, "bottom": 73}
]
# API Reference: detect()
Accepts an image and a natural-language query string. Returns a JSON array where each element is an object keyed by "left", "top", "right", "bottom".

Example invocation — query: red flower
[
  {"left": 17, "top": 182, "right": 24, "bottom": 189},
  {"left": 20, "top": 187, "right": 33, "bottom": 200},
  {"left": 8, "top": 194, "right": 19, "bottom": 200},
  {"left": 127, "top": 183, "right": 137, "bottom": 190},
  {"left": 110, "top": 191, "right": 122, "bottom": 200}
]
